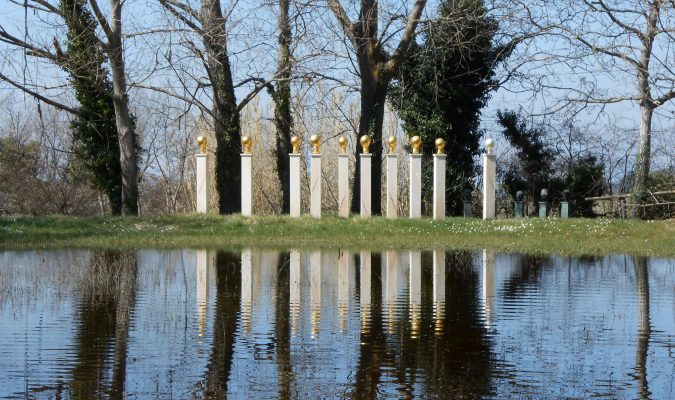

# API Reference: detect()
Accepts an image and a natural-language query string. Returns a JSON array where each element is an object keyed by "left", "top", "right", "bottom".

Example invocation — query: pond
[{"left": 0, "top": 249, "right": 673, "bottom": 399}]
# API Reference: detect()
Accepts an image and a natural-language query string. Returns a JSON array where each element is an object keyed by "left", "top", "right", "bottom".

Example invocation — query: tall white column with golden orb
[
  {"left": 433, "top": 138, "right": 446, "bottom": 220},
  {"left": 289, "top": 136, "right": 301, "bottom": 217},
  {"left": 241, "top": 136, "right": 253, "bottom": 216},
  {"left": 360, "top": 135, "right": 372, "bottom": 217},
  {"left": 483, "top": 138, "right": 496, "bottom": 219},
  {"left": 310, "top": 134, "right": 322, "bottom": 218},
  {"left": 196, "top": 137, "right": 209, "bottom": 213},
  {"left": 409, "top": 136, "right": 422, "bottom": 218},
  {"left": 386, "top": 136, "right": 398, "bottom": 218},
  {"left": 337, "top": 136, "right": 350, "bottom": 218}
]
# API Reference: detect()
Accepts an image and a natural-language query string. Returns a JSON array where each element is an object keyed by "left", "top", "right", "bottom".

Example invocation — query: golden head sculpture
[
  {"left": 435, "top": 138, "right": 446, "bottom": 155},
  {"left": 290, "top": 135, "right": 300, "bottom": 153},
  {"left": 338, "top": 136, "right": 347, "bottom": 154},
  {"left": 360, "top": 135, "right": 372, "bottom": 154},
  {"left": 310, "top": 134, "right": 321, "bottom": 154},
  {"left": 388, "top": 136, "right": 397, "bottom": 153},
  {"left": 197, "top": 136, "right": 207, "bottom": 154},
  {"left": 241, "top": 136, "right": 252, "bottom": 154},
  {"left": 410, "top": 135, "right": 421, "bottom": 154}
]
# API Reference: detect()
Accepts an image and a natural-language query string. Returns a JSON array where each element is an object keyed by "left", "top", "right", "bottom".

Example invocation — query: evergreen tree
[
  {"left": 497, "top": 111, "right": 606, "bottom": 216},
  {"left": 496, "top": 110, "right": 553, "bottom": 203},
  {"left": 60, "top": 0, "right": 127, "bottom": 214},
  {"left": 390, "top": 0, "right": 507, "bottom": 214}
]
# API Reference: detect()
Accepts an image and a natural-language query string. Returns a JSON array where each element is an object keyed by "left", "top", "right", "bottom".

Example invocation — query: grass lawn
[{"left": 0, "top": 214, "right": 673, "bottom": 257}]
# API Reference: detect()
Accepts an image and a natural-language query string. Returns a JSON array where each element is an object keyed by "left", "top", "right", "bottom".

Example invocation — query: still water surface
[{"left": 0, "top": 249, "right": 673, "bottom": 399}]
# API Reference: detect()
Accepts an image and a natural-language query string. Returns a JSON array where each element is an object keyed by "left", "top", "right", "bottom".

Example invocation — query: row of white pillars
[{"left": 195, "top": 135, "right": 496, "bottom": 219}]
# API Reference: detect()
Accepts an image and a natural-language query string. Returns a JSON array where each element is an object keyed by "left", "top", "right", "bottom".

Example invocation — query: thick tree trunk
[
  {"left": 274, "top": 0, "right": 293, "bottom": 214},
  {"left": 201, "top": 0, "right": 242, "bottom": 214},
  {"left": 108, "top": 2, "right": 138, "bottom": 216},
  {"left": 351, "top": 74, "right": 387, "bottom": 215},
  {"left": 327, "top": 0, "right": 426, "bottom": 216},
  {"left": 632, "top": 104, "right": 652, "bottom": 202}
]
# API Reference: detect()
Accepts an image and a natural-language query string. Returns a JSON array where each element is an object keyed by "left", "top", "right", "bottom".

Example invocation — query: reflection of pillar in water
[
  {"left": 409, "top": 251, "right": 422, "bottom": 339},
  {"left": 360, "top": 251, "right": 372, "bottom": 334},
  {"left": 432, "top": 250, "right": 445, "bottom": 336},
  {"left": 338, "top": 250, "right": 353, "bottom": 334},
  {"left": 482, "top": 249, "right": 495, "bottom": 326},
  {"left": 310, "top": 251, "right": 322, "bottom": 338},
  {"left": 289, "top": 251, "right": 301, "bottom": 336},
  {"left": 241, "top": 249, "right": 253, "bottom": 335},
  {"left": 196, "top": 250, "right": 213, "bottom": 337},
  {"left": 384, "top": 251, "right": 400, "bottom": 334}
]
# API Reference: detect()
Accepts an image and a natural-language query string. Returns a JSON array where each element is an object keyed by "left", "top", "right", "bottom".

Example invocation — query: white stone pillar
[
  {"left": 338, "top": 154, "right": 349, "bottom": 218},
  {"left": 386, "top": 154, "right": 398, "bottom": 218},
  {"left": 360, "top": 153, "right": 372, "bottom": 217},
  {"left": 310, "top": 154, "right": 321, "bottom": 218},
  {"left": 241, "top": 153, "right": 252, "bottom": 216},
  {"left": 409, "top": 154, "right": 422, "bottom": 218},
  {"left": 483, "top": 138, "right": 496, "bottom": 219},
  {"left": 196, "top": 153, "right": 209, "bottom": 213},
  {"left": 289, "top": 154, "right": 301, "bottom": 217},
  {"left": 433, "top": 154, "right": 446, "bottom": 220}
]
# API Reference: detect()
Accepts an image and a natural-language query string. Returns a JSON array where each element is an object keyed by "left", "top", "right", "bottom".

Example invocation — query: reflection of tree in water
[
  {"left": 633, "top": 256, "right": 651, "bottom": 399},
  {"left": 275, "top": 253, "right": 294, "bottom": 399},
  {"left": 352, "top": 253, "right": 387, "bottom": 398},
  {"left": 501, "top": 255, "right": 547, "bottom": 300},
  {"left": 203, "top": 251, "right": 241, "bottom": 398},
  {"left": 69, "top": 251, "right": 138, "bottom": 399},
  {"left": 417, "top": 251, "right": 492, "bottom": 398},
  {"left": 351, "top": 252, "right": 493, "bottom": 398}
]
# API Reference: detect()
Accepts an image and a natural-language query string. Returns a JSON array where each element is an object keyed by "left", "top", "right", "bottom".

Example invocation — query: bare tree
[
  {"left": 89, "top": 0, "right": 140, "bottom": 214},
  {"left": 516, "top": 0, "right": 675, "bottom": 204},
  {"left": 154, "top": 0, "right": 283, "bottom": 214},
  {"left": 327, "top": 0, "right": 427, "bottom": 215},
  {"left": 0, "top": 0, "right": 140, "bottom": 215},
  {"left": 274, "top": 0, "right": 293, "bottom": 214}
]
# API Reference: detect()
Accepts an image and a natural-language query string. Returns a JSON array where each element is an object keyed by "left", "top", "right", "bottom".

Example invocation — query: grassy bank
[{"left": 0, "top": 214, "right": 673, "bottom": 257}]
